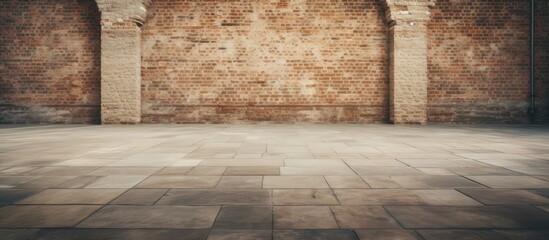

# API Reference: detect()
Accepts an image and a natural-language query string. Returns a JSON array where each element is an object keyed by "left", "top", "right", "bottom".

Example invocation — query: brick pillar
[
  {"left": 384, "top": 0, "right": 434, "bottom": 124},
  {"left": 96, "top": 0, "right": 149, "bottom": 124}
]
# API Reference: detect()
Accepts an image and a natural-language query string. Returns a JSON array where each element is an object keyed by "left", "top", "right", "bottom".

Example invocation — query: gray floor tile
[
  {"left": 274, "top": 206, "right": 338, "bottom": 229},
  {"left": 16, "top": 189, "right": 125, "bottom": 204},
  {"left": 331, "top": 206, "right": 399, "bottom": 229},
  {"left": 109, "top": 189, "right": 168, "bottom": 205},
  {"left": 208, "top": 229, "right": 272, "bottom": 240},
  {"left": 78, "top": 205, "right": 220, "bottom": 229},
  {"left": 213, "top": 206, "right": 272, "bottom": 229},
  {"left": 157, "top": 189, "right": 272, "bottom": 205},
  {"left": 273, "top": 189, "right": 338, "bottom": 205},
  {"left": 0, "top": 205, "right": 100, "bottom": 228}
]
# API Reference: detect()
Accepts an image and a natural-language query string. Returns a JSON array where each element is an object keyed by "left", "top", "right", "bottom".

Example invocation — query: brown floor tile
[
  {"left": 34, "top": 229, "right": 209, "bottom": 240},
  {"left": 391, "top": 176, "right": 482, "bottom": 188},
  {"left": 213, "top": 206, "right": 272, "bottom": 229},
  {"left": 53, "top": 176, "right": 103, "bottom": 188},
  {"left": 224, "top": 167, "right": 280, "bottom": 176},
  {"left": 361, "top": 176, "right": 403, "bottom": 188},
  {"left": 334, "top": 189, "right": 426, "bottom": 205},
  {"left": 216, "top": 176, "right": 263, "bottom": 188},
  {"left": 263, "top": 176, "right": 330, "bottom": 188},
  {"left": 446, "top": 167, "right": 522, "bottom": 176},
  {"left": 325, "top": 176, "right": 370, "bottom": 188},
  {"left": 352, "top": 166, "right": 423, "bottom": 176},
  {"left": 78, "top": 205, "right": 220, "bottom": 229},
  {"left": 0, "top": 176, "right": 39, "bottom": 188},
  {"left": 331, "top": 206, "right": 399, "bottom": 229},
  {"left": 186, "top": 167, "right": 227, "bottom": 176},
  {"left": 153, "top": 167, "right": 193, "bottom": 175},
  {"left": 273, "top": 206, "right": 338, "bottom": 229},
  {"left": 85, "top": 175, "right": 148, "bottom": 188},
  {"left": 418, "top": 230, "right": 504, "bottom": 240},
  {"left": 86, "top": 167, "right": 161, "bottom": 176},
  {"left": 386, "top": 206, "right": 549, "bottom": 229},
  {"left": 466, "top": 176, "right": 549, "bottom": 188},
  {"left": 273, "top": 189, "right": 338, "bottom": 205},
  {"left": 274, "top": 230, "right": 357, "bottom": 240},
  {"left": 110, "top": 189, "right": 168, "bottom": 205},
  {"left": 16, "top": 189, "right": 125, "bottom": 204},
  {"left": 15, "top": 176, "right": 76, "bottom": 189},
  {"left": 157, "top": 189, "right": 272, "bottom": 205},
  {"left": 135, "top": 176, "right": 221, "bottom": 188},
  {"left": 458, "top": 189, "right": 549, "bottom": 205},
  {"left": 354, "top": 230, "right": 418, "bottom": 240},
  {"left": 21, "top": 167, "right": 98, "bottom": 176},
  {"left": 412, "top": 189, "right": 482, "bottom": 206},
  {"left": 208, "top": 229, "right": 272, "bottom": 240},
  {"left": 0, "top": 205, "right": 100, "bottom": 228}
]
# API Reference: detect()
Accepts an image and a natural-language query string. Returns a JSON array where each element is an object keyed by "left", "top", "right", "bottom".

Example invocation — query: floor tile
[
  {"left": 458, "top": 188, "right": 549, "bottom": 205},
  {"left": 216, "top": 176, "right": 263, "bottom": 188},
  {"left": 33, "top": 229, "right": 209, "bottom": 240},
  {"left": 335, "top": 189, "right": 426, "bottom": 205},
  {"left": 78, "top": 205, "right": 220, "bottom": 229},
  {"left": 412, "top": 189, "right": 482, "bottom": 206},
  {"left": 213, "top": 206, "right": 272, "bottom": 229},
  {"left": 135, "top": 176, "right": 221, "bottom": 188},
  {"left": 53, "top": 176, "right": 103, "bottom": 188},
  {"left": 273, "top": 189, "right": 338, "bottom": 205},
  {"left": 0, "top": 176, "right": 39, "bottom": 188},
  {"left": 418, "top": 230, "right": 504, "bottom": 240},
  {"left": 466, "top": 176, "right": 549, "bottom": 188},
  {"left": 352, "top": 167, "right": 423, "bottom": 176},
  {"left": 110, "top": 189, "right": 168, "bottom": 205},
  {"left": 157, "top": 189, "right": 272, "bottom": 205},
  {"left": 153, "top": 167, "right": 193, "bottom": 175},
  {"left": 331, "top": 206, "right": 399, "bottom": 229},
  {"left": 0, "top": 229, "right": 39, "bottom": 240},
  {"left": 224, "top": 167, "right": 280, "bottom": 176},
  {"left": 280, "top": 167, "right": 355, "bottom": 175},
  {"left": 273, "top": 206, "right": 338, "bottom": 229},
  {"left": 0, "top": 189, "right": 39, "bottom": 205},
  {"left": 391, "top": 176, "right": 483, "bottom": 188},
  {"left": 0, "top": 205, "right": 100, "bottom": 227},
  {"left": 208, "top": 229, "right": 271, "bottom": 240},
  {"left": 325, "top": 176, "right": 370, "bottom": 188},
  {"left": 386, "top": 206, "right": 549, "bottom": 229},
  {"left": 274, "top": 230, "right": 357, "bottom": 240},
  {"left": 354, "top": 230, "right": 417, "bottom": 240},
  {"left": 15, "top": 176, "right": 76, "bottom": 188},
  {"left": 85, "top": 175, "right": 148, "bottom": 188},
  {"left": 361, "top": 176, "right": 403, "bottom": 188},
  {"left": 263, "top": 176, "right": 329, "bottom": 188},
  {"left": 86, "top": 167, "right": 161, "bottom": 176},
  {"left": 186, "top": 167, "right": 227, "bottom": 176},
  {"left": 16, "top": 189, "right": 125, "bottom": 204}
]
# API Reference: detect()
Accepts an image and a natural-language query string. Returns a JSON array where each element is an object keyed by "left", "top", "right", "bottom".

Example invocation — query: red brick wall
[
  {"left": 0, "top": 0, "right": 101, "bottom": 124},
  {"left": 427, "top": 0, "right": 538, "bottom": 123},
  {"left": 535, "top": 0, "right": 549, "bottom": 124},
  {"left": 141, "top": 0, "right": 388, "bottom": 123}
]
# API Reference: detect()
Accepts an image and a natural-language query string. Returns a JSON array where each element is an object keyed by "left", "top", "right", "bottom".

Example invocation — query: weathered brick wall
[
  {"left": 427, "top": 0, "right": 537, "bottom": 123},
  {"left": 141, "top": 0, "right": 388, "bottom": 123},
  {"left": 535, "top": 0, "right": 549, "bottom": 124},
  {"left": 0, "top": 0, "right": 101, "bottom": 124}
]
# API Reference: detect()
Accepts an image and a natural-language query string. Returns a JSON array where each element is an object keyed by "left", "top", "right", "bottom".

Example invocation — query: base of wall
[
  {"left": 0, "top": 104, "right": 100, "bottom": 124},
  {"left": 141, "top": 105, "right": 388, "bottom": 124},
  {"left": 428, "top": 102, "right": 530, "bottom": 124}
]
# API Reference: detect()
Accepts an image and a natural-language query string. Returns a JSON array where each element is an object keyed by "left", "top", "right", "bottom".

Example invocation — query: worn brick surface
[
  {"left": 427, "top": 0, "right": 548, "bottom": 124},
  {"left": 141, "top": 0, "right": 389, "bottom": 123},
  {"left": 0, "top": 0, "right": 101, "bottom": 124}
]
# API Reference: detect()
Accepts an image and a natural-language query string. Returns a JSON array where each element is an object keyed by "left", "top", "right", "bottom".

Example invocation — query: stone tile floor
[{"left": 0, "top": 124, "right": 548, "bottom": 240}]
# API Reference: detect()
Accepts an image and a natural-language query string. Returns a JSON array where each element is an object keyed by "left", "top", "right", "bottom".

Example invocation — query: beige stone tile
[
  {"left": 325, "top": 176, "right": 370, "bottom": 188},
  {"left": 86, "top": 167, "right": 161, "bottom": 176},
  {"left": 361, "top": 176, "right": 403, "bottom": 188},
  {"left": 216, "top": 176, "right": 263, "bottom": 188},
  {"left": 200, "top": 159, "right": 284, "bottom": 167},
  {"left": 170, "top": 159, "right": 203, "bottom": 166},
  {"left": 225, "top": 167, "right": 280, "bottom": 176},
  {"left": 273, "top": 189, "right": 338, "bottom": 205},
  {"left": 280, "top": 167, "right": 355, "bottom": 175},
  {"left": 0, "top": 205, "right": 100, "bottom": 228},
  {"left": 153, "top": 167, "right": 193, "bottom": 175},
  {"left": 16, "top": 176, "right": 76, "bottom": 189},
  {"left": 22, "top": 167, "right": 98, "bottom": 176},
  {"left": 85, "top": 175, "right": 148, "bottom": 189},
  {"left": 263, "top": 176, "right": 330, "bottom": 188},
  {"left": 412, "top": 190, "right": 482, "bottom": 206},
  {"left": 274, "top": 206, "right": 338, "bottom": 229},
  {"left": 186, "top": 167, "right": 227, "bottom": 176},
  {"left": 77, "top": 205, "right": 220, "bottom": 229},
  {"left": 391, "top": 176, "right": 483, "bottom": 188},
  {"left": 284, "top": 159, "right": 346, "bottom": 167},
  {"left": 344, "top": 159, "right": 405, "bottom": 167},
  {"left": 458, "top": 189, "right": 549, "bottom": 205},
  {"left": 17, "top": 189, "right": 125, "bottom": 204},
  {"left": 136, "top": 176, "right": 221, "bottom": 188}
]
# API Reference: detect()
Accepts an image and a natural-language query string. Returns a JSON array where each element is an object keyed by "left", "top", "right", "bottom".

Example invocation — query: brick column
[
  {"left": 96, "top": 0, "right": 149, "bottom": 124},
  {"left": 383, "top": 0, "right": 435, "bottom": 124}
]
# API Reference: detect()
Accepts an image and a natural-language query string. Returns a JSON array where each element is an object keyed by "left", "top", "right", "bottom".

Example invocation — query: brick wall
[
  {"left": 535, "top": 0, "right": 549, "bottom": 124},
  {"left": 427, "top": 0, "right": 544, "bottom": 124},
  {"left": 141, "top": 0, "right": 388, "bottom": 123},
  {"left": 0, "top": 0, "right": 101, "bottom": 124}
]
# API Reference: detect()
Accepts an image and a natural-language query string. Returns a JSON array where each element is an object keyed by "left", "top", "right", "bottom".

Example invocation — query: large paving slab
[{"left": 1, "top": 124, "right": 549, "bottom": 237}]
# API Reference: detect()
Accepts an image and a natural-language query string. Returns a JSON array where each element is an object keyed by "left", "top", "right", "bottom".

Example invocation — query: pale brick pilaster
[
  {"left": 383, "top": 0, "right": 435, "bottom": 124},
  {"left": 96, "top": 0, "right": 150, "bottom": 124}
]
